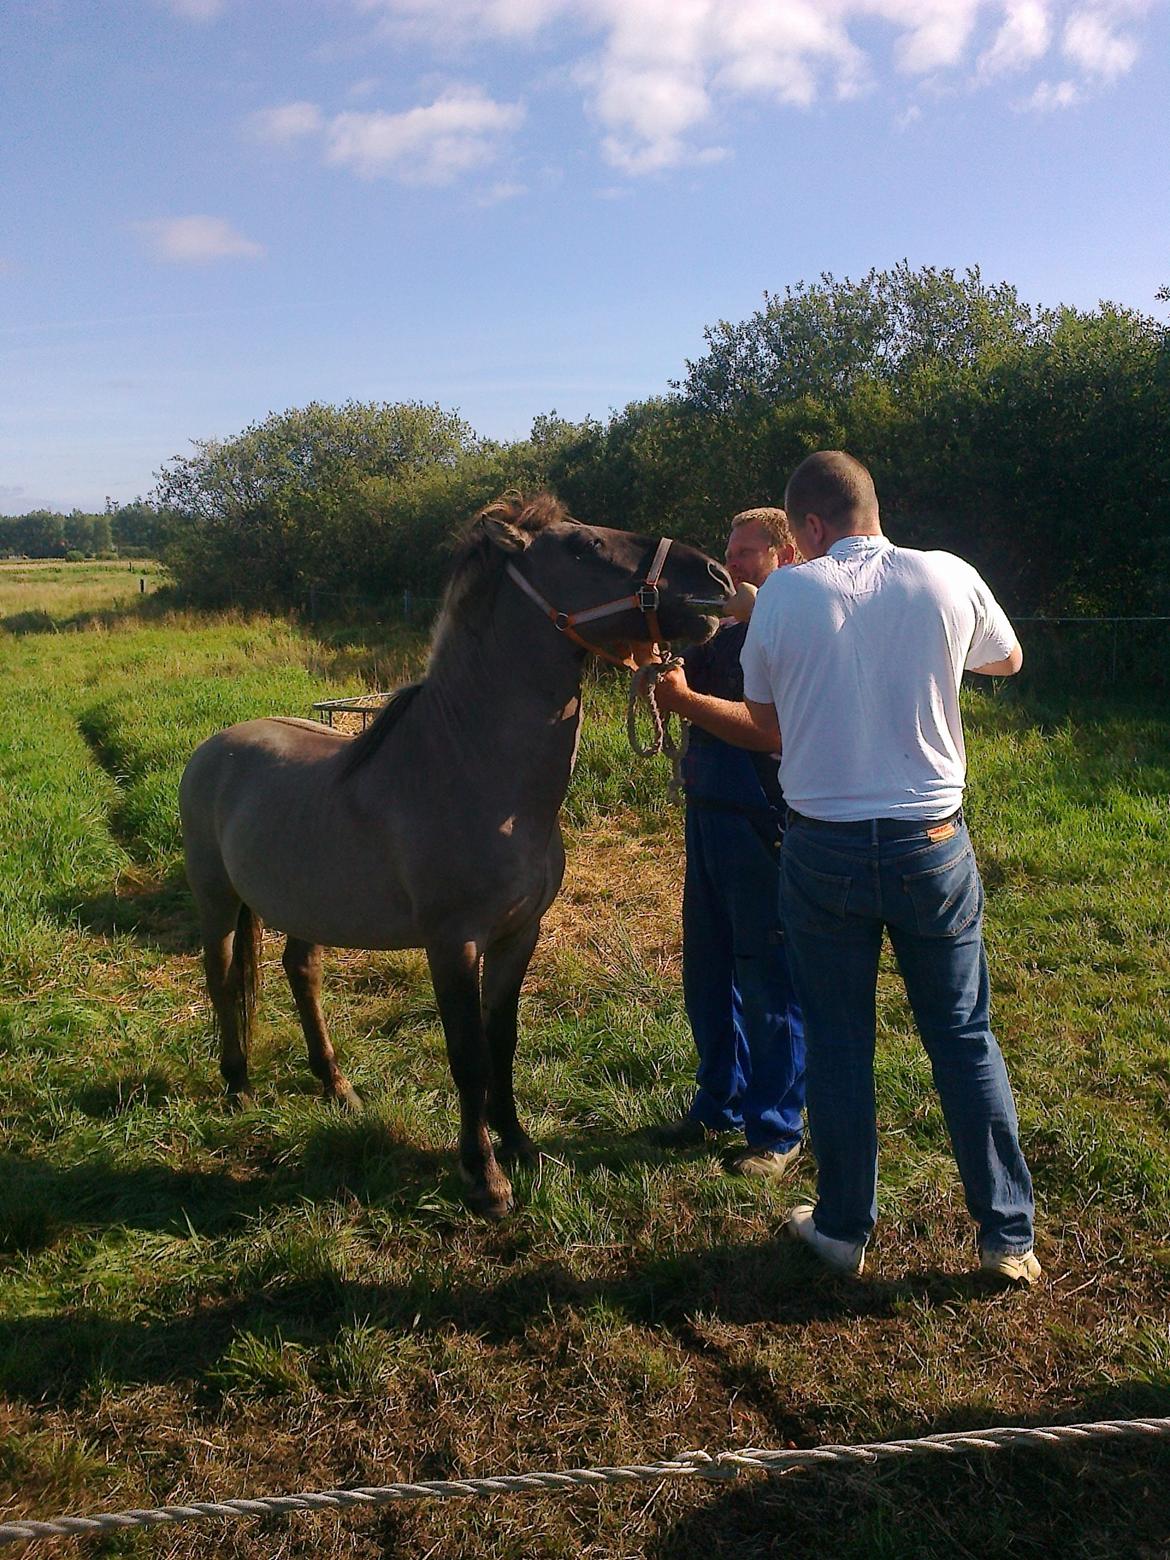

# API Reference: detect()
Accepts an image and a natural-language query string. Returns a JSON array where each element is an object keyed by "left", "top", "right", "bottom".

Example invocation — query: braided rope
[
  {"left": 3, "top": 1418, "right": 1168, "bottom": 1545},
  {"left": 627, "top": 661, "right": 692, "bottom": 798}
]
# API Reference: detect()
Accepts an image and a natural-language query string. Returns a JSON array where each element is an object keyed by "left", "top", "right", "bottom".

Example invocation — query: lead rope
[{"left": 627, "top": 657, "right": 689, "bottom": 799}]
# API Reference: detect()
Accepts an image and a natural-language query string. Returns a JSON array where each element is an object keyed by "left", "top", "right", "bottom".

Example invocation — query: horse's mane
[
  {"left": 340, "top": 492, "right": 569, "bottom": 778},
  {"left": 337, "top": 680, "right": 425, "bottom": 777},
  {"left": 435, "top": 491, "right": 569, "bottom": 638}
]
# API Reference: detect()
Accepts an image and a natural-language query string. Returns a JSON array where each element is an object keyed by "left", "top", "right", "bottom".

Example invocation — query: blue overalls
[{"left": 680, "top": 622, "right": 806, "bottom": 1151}]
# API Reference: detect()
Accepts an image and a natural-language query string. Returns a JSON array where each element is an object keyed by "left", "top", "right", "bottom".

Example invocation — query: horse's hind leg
[
  {"left": 426, "top": 938, "right": 513, "bottom": 1219},
  {"left": 281, "top": 937, "right": 362, "bottom": 1111},
  {"left": 481, "top": 917, "right": 542, "bottom": 1166},
  {"left": 201, "top": 904, "right": 261, "bottom": 1105}
]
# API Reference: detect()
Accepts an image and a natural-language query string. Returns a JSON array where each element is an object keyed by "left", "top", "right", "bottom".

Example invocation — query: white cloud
[
  {"left": 978, "top": 0, "right": 1051, "bottom": 75},
  {"left": 1024, "top": 75, "right": 1081, "bottom": 105},
  {"left": 134, "top": 216, "right": 265, "bottom": 263},
  {"left": 357, "top": 0, "right": 1155, "bottom": 172},
  {"left": 325, "top": 88, "right": 524, "bottom": 181},
  {"left": 247, "top": 102, "right": 326, "bottom": 144},
  {"left": 157, "top": 0, "right": 226, "bottom": 20},
  {"left": 359, "top": 0, "right": 568, "bottom": 39},
  {"left": 477, "top": 180, "right": 529, "bottom": 204},
  {"left": 1062, "top": 9, "right": 1139, "bottom": 78},
  {"left": 896, "top": 102, "right": 924, "bottom": 125},
  {"left": 866, "top": 0, "right": 985, "bottom": 73}
]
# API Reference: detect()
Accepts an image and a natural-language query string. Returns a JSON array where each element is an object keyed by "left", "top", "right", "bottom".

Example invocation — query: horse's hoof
[
  {"left": 476, "top": 1190, "right": 515, "bottom": 1220},
  {"left": 327, "top": 1080, "right": 364, "bottom": 1113},
  {"left": 464, "top": 1179, "right": 515, "bottom": 1220},
  {"left": 225, "top": 1088, "right": 254, "bottom": 1112},
  {"left": 498, "top": 1135, "right": 539, "bottom": 1169}
]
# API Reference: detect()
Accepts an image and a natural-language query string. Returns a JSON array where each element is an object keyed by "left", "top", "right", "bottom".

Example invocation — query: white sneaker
[
  {"left": 785, "top": 1203, "right": 866, "bottom": 1276},
  {"left": 980, "top": 1247, "right": 1041, "bottom": 1285}
]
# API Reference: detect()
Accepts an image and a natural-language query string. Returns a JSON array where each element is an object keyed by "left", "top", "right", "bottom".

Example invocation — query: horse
[{"left": 179, "top": 492, "right": 732, "bottom": 1217}]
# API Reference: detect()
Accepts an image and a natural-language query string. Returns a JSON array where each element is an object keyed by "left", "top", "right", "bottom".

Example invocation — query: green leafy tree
[
  {"left": 679, "top": 263, "right": 1036, "bottom": 414},
  {"left": 156, "top": 401, "right": 477, "bottom": 605}
]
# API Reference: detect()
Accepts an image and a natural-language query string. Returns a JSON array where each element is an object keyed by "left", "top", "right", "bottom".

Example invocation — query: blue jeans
[
  {"left": 683, "top": 802, "right": 805, "bottom": 1151},
  {"left": 779, "top": 812, "right": 1034, "bottom": 1252}
]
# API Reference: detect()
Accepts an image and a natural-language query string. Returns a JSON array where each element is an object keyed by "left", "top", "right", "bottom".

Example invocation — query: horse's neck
[{"left": 419, "top": 603, "right": 586, "bottom": 805}]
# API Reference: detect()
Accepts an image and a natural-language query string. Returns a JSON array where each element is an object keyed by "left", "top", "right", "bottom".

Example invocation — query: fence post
[{"left": 403, "top": 589, "right": 412, "bottom": 625}]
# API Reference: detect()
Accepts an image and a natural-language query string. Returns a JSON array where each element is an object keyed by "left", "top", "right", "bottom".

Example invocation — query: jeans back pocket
[
  {"left": 780, "top": 849, "right": 853, "bottom": 933},
  {"left": 899, "top": 845, "right": 983, "bottom": 938}
]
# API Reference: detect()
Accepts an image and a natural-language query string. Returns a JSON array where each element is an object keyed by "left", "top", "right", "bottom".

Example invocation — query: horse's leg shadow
[
  {"left": 282, "top": 936, "right": 362, "bottom": 1111},
  {"left": 426, "top": 938, "right": 514, "bottom": 1219},
  {"left": 482, "top": 918, "right": 542, "bottom": 1168}
]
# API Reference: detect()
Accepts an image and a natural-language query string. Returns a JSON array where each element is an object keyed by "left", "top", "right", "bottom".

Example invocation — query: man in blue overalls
[{"left": 657, "top": 509, "right": 807, "bottom": 1180}]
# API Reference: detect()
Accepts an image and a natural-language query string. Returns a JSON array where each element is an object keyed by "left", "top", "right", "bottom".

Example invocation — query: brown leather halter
[{"left": 505, "top": 536, "right": 674, "bottom": 670}]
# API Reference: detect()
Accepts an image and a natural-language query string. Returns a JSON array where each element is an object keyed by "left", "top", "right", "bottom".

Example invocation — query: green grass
[{"left": 0, "top": 585, "right": 1168, "bottom": 1558}]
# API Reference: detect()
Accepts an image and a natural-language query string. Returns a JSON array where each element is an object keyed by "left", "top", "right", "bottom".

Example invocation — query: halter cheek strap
[{"left": 506, "top": 536, "right": 674, "bottom": 669}]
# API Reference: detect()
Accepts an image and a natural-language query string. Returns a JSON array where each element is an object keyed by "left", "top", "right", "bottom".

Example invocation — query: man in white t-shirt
[{"left": 653, "top": 451, "right": 1038, "bottom": 1284}]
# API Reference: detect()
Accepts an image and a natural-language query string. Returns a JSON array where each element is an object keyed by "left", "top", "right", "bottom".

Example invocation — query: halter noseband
[{"left": 505, "top": 536, "right": 674, "bottom": 669}]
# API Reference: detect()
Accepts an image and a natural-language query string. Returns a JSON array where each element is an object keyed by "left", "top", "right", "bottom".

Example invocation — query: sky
[{"left": 1, "top": 0, "right": 1168, "bottom": 516}]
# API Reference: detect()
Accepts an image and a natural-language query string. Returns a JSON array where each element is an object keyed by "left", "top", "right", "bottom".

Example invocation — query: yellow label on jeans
[{"left": 926, "top": 821, "right": 957, "bottom": 842}]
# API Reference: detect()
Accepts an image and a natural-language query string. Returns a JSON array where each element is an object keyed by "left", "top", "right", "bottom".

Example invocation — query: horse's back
[{"left": 180, "top": 717, "right": 346, "bottom": 857}]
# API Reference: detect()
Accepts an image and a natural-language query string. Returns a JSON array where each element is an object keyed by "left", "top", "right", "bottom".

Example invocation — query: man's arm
[
  {"left": 969, "top": 642, "right": 1024, "bottom": 676},
  {"left": 651, "top": 666, "right": 780, "bottom": 751}
]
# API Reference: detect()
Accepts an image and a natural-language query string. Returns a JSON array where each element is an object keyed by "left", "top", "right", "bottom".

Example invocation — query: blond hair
[{"left": 730, "top": 506, "right": 793, "bottom": 550}]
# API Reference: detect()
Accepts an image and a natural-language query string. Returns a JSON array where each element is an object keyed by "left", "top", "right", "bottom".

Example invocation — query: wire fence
[
  {"left": 300, "top": 588, "right": 1170, "bottom": 692},
  {"left": 1012, "top": 617, "right": 1170, "bottom": 692},
  {"left": 305, "top": 585, "right": 440, "bottom": 627}
]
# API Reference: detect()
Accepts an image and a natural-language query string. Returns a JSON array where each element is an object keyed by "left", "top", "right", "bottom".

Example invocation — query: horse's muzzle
[{"left": 683, "top": 559, "right": 735, "bottom": 608}]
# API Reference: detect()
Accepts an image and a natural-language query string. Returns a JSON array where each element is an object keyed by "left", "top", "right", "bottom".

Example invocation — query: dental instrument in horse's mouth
[{"left": 683, "top": 581, "right": 756, "bottom": 620}]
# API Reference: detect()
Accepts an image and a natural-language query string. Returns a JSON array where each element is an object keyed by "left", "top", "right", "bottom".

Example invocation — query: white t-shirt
[{"left": 740, "top": 535, "right": 1018, "bottom": 822}]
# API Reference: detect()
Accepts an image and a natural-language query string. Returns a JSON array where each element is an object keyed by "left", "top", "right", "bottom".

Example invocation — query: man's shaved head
[{"left": 785, "top": 451, "right": 879, "bottom": 533}]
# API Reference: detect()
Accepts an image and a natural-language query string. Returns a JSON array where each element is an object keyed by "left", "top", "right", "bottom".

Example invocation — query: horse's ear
[{"left": 479, "top": 514, "right": 531, "bottom": 554}]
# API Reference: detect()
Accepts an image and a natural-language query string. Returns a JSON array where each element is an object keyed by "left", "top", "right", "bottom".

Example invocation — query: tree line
[
  {"left": 83, "top": 265, "right": 1170, "bottom": 619},
  {"left": 0, "top": 501, "right": 167, "bottom": 560}
]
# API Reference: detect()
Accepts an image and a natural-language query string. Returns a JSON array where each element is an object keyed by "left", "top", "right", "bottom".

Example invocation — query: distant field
[
  {"left": 0, "top": 557, "right": 166, "bottom": 626},
  {"left": 0, "top": 573, "right": 1168, "bottom": 1559}
]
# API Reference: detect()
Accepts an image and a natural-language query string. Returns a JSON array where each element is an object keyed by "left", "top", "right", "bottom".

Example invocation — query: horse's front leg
[
  {"left": 481, "top": 916, "right": 542, "bottom": 1166},
  {"left": 282, "top": 937, "right": 362, "bottom": 1110},
  {"left": 426, "top": 938, "right": 513, "bottom": 1218}
]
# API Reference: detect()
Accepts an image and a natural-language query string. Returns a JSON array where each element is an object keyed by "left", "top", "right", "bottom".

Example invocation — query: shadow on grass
[
  {"left": 0, "top": 592, "right": 177, "bottom": 639},
  {"left": 0, "top": 1152, "right": 279, "bottom": 1253},
  {"left": 53, "top": 870, "right": 201, "bottom": 953},
  {"left": 1, "top": 609, "right": 59, "bottom": 635},
  {"left": 646, "top": 1380, "right": 1170, "bottom": 1560}
]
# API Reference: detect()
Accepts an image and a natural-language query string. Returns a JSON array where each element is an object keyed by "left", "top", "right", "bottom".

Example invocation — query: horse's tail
[{"left": 232, "top": 902, "right": 263, "bottom": 1047}]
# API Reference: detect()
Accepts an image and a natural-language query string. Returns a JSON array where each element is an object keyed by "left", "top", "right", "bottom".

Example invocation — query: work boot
[
  {"left": 979, "top": 1247, "right": 1042, "bottom": 1285},
  {"left": 650, "top": 1117, "right": 715, "bottom": 1148},
  {"left": 731, "top": 1144, "right": 801, "bottom": 1182}
]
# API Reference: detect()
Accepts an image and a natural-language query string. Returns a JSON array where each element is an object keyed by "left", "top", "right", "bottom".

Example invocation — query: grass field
[
  {"left": 0, "top": 560, "right": 166, "bottom": 634},
  {"left": 1, "top": 567, "right": 1168, "bottom": 1558}
]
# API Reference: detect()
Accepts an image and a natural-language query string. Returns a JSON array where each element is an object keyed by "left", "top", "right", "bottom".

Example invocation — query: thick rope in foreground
[
  {"left": 3, "top": 1418, "right": 1169, "bottom": 1545},
  {"left": 627, "top": 658, "right": 686, "bottom": 761}
]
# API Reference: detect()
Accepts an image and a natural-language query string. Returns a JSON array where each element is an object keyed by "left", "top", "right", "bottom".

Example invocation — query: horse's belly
[{"left": 190, "top": 721, "right": 562, "bottom": 952}]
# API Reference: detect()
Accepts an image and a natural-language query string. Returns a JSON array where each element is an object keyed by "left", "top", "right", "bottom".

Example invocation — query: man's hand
[{"left": 649, "top": 663, "right": 688, "bottom": 713}]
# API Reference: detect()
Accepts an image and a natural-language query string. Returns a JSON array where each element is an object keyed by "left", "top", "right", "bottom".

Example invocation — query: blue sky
[{"left": 2, "top": 0, "right": 1167, "bottom": 515}]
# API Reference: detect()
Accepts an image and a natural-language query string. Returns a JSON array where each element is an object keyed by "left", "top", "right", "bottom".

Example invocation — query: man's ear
[
  {"left": 779, "top": 543, "right": 798, "bottom": 567},
  {"left": 479, "top": 514, "right": 531, "bottom": 553}
]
